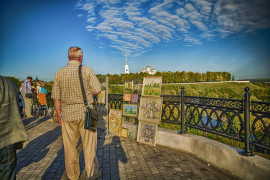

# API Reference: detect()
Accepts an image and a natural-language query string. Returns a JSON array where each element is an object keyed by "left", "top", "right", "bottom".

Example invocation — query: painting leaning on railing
[{"left": 108, "top": 87, "right": 270, "bottom": 157}]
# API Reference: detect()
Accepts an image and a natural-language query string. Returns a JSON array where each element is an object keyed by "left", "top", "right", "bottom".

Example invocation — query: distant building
[
  {"left": 142, "top": 65, "right": 156, "bottom": 75},
  {"left": 124, "top": 57, "right": 129, "bottom": 74}
]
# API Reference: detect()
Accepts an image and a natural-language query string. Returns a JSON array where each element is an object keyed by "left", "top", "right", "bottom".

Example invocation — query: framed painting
[
  {"left": 131, "top": 94, "right": 139, "bottom": 104},
  {"left": 137, "top": 121, "right": 158, "bottom": 147},
  {"left": 109, "top": 109, "right": 122, "bottom": 136},
  {"left": 97, "top": 105, "right": 107, "bottom": 119},
  {"left": 138, "top": 96, "right": 163, "bottom": 124},
  {"left": 123, "top": 94, "right": 132, "bottom": 102},
  {"left": 121, "top": 128, "right": 129, "bottom": 138},
  {"left": 142, "top": 76, "right": 162, "bottom": 97},
  {"left": 97, "top": 90, "right": 105, "bottom": 104},
  {"left": 129, "top": 131, "right": 136, "bottom": 140},
  {"left": 123, "top": 103, "right": 138, "bottom": 117},
  {"left": 124, "top": 80, "right": 133, "bottom": 90}
]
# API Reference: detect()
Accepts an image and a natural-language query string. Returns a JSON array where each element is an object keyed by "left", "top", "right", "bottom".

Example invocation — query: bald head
[{"left": 68, "top": 46, "right": 83, "bottom": 62}]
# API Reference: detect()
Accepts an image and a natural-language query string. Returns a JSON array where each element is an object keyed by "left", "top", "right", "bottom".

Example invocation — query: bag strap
[{"left": 79, "top": 65, "right": 88, "bottom": 107}]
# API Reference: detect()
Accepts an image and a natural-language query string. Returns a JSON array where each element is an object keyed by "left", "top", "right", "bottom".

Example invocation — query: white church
[{"left": 124, "top": 57, "right": 156, "bottom": 75}]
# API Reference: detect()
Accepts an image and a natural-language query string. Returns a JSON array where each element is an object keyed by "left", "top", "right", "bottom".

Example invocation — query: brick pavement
[{"left": 16, "top": 117, "right": 238, "bottom": 180}]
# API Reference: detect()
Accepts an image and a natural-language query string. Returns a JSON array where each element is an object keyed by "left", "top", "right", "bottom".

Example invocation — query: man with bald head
[{"left": 52, "top": 46, "right": 101, "bottom": 180}]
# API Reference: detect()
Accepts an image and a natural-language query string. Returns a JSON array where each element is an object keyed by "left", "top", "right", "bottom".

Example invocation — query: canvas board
[
  {"left": 138, "top": 96, "right": 163, "bottom": 124},
  {"left": 142, "top": 77, "right": 162, "bottom": 97},
  {"left": 124, "top": 80, "right": 133, "bottom": 90},
  {"left": 109, "top": 109, "right": 122, "bottom": 136},
  {"left": 97, "top": 105, "right": 107, "bottom": 119},
  {"left": 97, "top": 90, "right": 105, "bottom": 104},
  {"left": 131, "top": 94, "right": 139, "bottom": 104},
  {"left": 123, "top": 94, "right": 132, "bottom": 102},
  {"left": 123, "top": 103, "right": 138, "bottom": 117},
  {"left": 121, "top": 128, "right": 129, "bottom": 138},
  {"left": 137, "top": 121, "right": 157, "bottom": 146}
]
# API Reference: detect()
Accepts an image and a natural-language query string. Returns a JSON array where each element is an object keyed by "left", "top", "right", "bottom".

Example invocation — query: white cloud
[
  {"left": 87, "top": 17, "right": 95, "bottom": 23},
  {"left": 76, "top": 0, "right": 270, "bottom": 56},
  {"left": 214, "top": 0, "right": 270, "bottom": 36},
  {"left": 77, "top": 14, "right": 83, "bottom": 17}
]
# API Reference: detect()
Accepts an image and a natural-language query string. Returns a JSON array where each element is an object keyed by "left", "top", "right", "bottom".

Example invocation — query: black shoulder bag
[{"left": 79, "top": 65, "right": 98, "bottom": 132}]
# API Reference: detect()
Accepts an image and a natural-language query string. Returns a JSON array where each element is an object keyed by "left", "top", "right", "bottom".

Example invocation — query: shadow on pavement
[
  {"left": 22, "top": 116, "right": 48, "bottom": 131},
  {"left": 98, "top": 135, "right": 128, "bottom": 179},
  {"left": 16, "top": 126, "right": 61, "bottom": 174}
]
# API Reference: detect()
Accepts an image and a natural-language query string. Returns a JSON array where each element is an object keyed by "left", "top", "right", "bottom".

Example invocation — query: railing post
[
  {"left": 241, "top": 87, "right": 254, "bottom": 156},
  {"left": 179, "top": 86, "right": 186, "bottom": 134}
]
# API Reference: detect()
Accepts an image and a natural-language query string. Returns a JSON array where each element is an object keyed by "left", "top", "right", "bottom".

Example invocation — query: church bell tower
[{"left": 124, "top": 56, "right": 129, "bottom": 74}]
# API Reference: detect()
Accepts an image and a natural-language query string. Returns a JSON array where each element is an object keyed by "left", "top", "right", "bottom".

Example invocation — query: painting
[
  {"left": 142, "top": 77, "right": 162, "bottom": 96},
  {"left": 124, "top": 80, "right": 133, "bottom": 90},
  {"left": 123, "top": 104, "right": 138, "bottom": 117},
  {"left": 137, "top": 121, "right": 157, "bottom": 146},
  {"left": 133, "top": 83, "right": 139, "bottom": 92},
  {"left": 131, "top": 94, "right": 139, "bottom": 104},
  {"left": 138, "top": 96, "right": 163, "bottom": 124},
  {"left": 129, "top": 131, "right": 136, "bottom": 140},
  {"left": 97, "top": 90, "right": 105, "bottom": 104},
  {"left": 121, "top": 128, "right": 129, "bottom": 138},
  {"left": 97, "top": 105, "right": 107, "bottom": 119},
  {"left": 123, "top": 94, "right": 132, "bottom": 102},
  {"left": 109, "top": 109, "right": 122, "bottom": 136}
]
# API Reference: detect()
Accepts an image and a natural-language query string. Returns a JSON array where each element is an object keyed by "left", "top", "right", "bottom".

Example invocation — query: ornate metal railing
[
  {"left": 108, "top": 87, "right": 270, "bottom": 155},
  {"left": 184, "top": 96, "right": 244, "bottom": 141},
  {"left": 251, "top": 101, "right": 270, "bottom": 151}
]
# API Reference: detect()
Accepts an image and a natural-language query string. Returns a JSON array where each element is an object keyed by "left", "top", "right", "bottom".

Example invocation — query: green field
[{"left": 110, "top": 82, "right": 270, "bottom": 102}]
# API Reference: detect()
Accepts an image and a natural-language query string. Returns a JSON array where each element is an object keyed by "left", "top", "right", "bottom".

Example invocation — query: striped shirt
[{"left": 51, "top": 60, "right": 101, "bottom": 121}]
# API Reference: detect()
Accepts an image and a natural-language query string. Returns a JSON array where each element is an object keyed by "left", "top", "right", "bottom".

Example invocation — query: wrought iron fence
[{"left": 108, "top": 87, "right": 270, "bottom": 155}]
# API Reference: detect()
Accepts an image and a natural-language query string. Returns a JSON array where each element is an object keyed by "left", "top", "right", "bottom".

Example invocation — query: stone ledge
[{"left": 121, "top": 121, "right": 270, "bottom": 180}]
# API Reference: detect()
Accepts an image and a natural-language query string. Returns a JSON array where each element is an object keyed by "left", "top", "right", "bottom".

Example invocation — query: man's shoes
[{"left": 88, "top": 170, "right": 102, "bottom": 180}]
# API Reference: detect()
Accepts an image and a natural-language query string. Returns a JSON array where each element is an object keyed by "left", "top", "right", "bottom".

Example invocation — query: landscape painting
[
  {"left": 142, "top": 77, "right": 162, "bottom": 96},
  {"left": 138, "top": 96, "right": 163, "bottom": 124},
  {"left": 109, "top": 109, "right": 122, "bottom": 136},
  {"left": 124, "top": 80, "right": 133, "bottom": 90},
  {"left": 137, "top": 121, "right": 157, "bottom": 147},
  {"left": 97, "top": 90, "right": 105, "bottom": 104},
  {"left": 123, "top": 103, "right": 138, "bottom": 117},
  {"left": 123, "top": 94, "right": 132, "bottom": 102}
]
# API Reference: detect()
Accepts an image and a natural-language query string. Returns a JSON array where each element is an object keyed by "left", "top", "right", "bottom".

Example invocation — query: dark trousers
[{"left": 0, "top": 144, "right": 17, "bottom": 180}]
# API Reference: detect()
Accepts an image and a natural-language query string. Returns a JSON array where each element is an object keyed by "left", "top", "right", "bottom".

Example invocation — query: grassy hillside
[{"left": 110, "top": 82, "right": 270, "bottom": 102}]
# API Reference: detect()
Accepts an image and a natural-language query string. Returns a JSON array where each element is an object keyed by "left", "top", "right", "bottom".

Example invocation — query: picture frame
[
  {"left": 123, "top": 94, "right": 132, "bottom": 102},
  {"left": 97, "top": 90, "right": 105, "bottom": 104},
  {"left": 142, "top": 76, "right": 162, "bottom": 97},
  {"left": 124, "top": 80, "right": 133, "bottom": 90},
  {"left": 121, "top": 128, "right": 129, "bottom": 138},
  {"left": 96, "top": 105, "right": 107, "bottom": 119},
  {"left": 123, "top": 103, "right": 138, "bottom": 117},
  {"left": 129, "top": 131, "right": 136, "bottom": 140},
  {"left": 131, "top": 94, "right": 139, "bottom": 104},
  {"left": 137, "top": 121, "right": 158, "bottom": 147},
  {"left": 109, "top": 109, "right": 122, "bottom": 136},
  {"left": 138, "top": 96, "right": 163, "bottom": 124}
]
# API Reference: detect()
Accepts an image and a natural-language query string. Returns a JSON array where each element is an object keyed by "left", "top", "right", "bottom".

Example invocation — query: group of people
[
  {"left": 0, "top": 46, "right": 101, "bottom": 180},
  {"left": 19, "top": 78, "right": 48, "bottom": 118}
]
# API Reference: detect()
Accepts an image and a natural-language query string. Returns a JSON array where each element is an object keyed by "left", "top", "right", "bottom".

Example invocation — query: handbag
[{"left": 79, "top": 65, "right": 98, "bottom": 132}]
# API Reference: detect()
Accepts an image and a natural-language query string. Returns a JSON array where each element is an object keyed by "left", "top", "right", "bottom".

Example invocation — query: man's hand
[{"left": 58, "top": 116, "right": 62, "bottom": 126}]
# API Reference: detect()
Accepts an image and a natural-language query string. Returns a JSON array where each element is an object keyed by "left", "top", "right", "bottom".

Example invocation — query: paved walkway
[{"left": 16, "top": 117, "right": 238, "bottom": 180}]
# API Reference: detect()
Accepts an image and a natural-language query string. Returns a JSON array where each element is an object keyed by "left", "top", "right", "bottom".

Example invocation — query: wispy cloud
[{"left": 76, "top": 0, "right": 270, "bottom": 56}]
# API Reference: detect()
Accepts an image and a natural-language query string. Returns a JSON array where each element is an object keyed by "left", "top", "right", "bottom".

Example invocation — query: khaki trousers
[
  {"left": 62, "top": 119, "right": 99, "bottom": 180},
  {"left": 22, "top": 94, "right": 33, "bottom": 117}
]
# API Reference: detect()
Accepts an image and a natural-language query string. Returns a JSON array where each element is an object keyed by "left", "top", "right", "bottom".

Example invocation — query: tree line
[{"left": 97, "top": 71, "right": 232, "bottom": 84}]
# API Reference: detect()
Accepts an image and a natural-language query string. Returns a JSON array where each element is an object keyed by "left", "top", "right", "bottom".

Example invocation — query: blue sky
[{"left": 0, "top": 0, "right": 270, "bottom": 81}]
